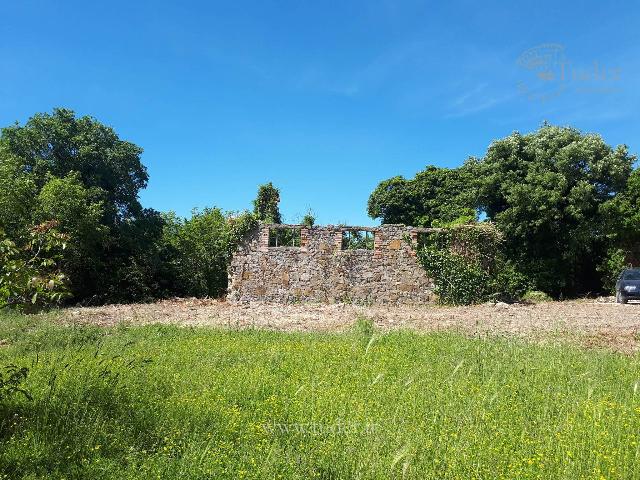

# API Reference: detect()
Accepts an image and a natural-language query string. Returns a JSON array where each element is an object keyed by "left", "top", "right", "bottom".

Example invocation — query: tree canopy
[
  {"left": 603, "top": 168, "right": 640, "bottom": 255},
  {"left": 369, "top": 124, "right": 637, "bottom": 297},
  {"left": 0, "top": 110, "right": 241, "bottom": 304},
  {"left": 0, "top": 109, "right": 155, "bottom": 302},
  {"left": 473, "top": 125, "right": 635, "bottom": 296},
  {"left": 1, "top": 108, "right": 148, "bottom": 222},
  {"left": 0, "top": 147, "right": 36, "bottom": 239},
  {"left": 0, "top": 108, "right": 268, "bottom": 308},
  {"left": 367, "top": 166, "right": 476, "bottom": 227}
]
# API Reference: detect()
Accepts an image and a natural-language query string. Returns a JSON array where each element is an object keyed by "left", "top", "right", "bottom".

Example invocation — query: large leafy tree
[
  {"left": 599, "top": 168, "right": 640, "bottom": 288},
  {"left": 1, "top": 108, "right": 148, "bottom": 222},
  {"left": 367, "top": 166, "right": 476, "bottom": 227},
  {"left": 473, "top": 124, "right": 635, "bottom": 296},
  {"left": 603, "top": 168, "right": 640, "bottom": 253},
  {"left": 0, "top": 108, "right": 157, "bottom": 303}
]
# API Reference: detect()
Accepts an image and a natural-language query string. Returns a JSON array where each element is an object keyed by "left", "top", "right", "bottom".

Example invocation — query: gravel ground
[{"left": 59, "top": 297, "right": 640, "bottom": 354}]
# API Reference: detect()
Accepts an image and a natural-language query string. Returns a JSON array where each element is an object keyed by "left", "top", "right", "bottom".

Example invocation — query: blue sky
[{"left": 2, "top": 1, "right": 638, "bottom": 225}]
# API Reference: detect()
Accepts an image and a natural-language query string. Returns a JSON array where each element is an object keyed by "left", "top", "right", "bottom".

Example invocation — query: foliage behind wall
[
  {"left": 0, "top": 109, "right": 258, "bottom": 308},
  {"left": 371, "top": 124, "right": 638, "bottom": 298}
]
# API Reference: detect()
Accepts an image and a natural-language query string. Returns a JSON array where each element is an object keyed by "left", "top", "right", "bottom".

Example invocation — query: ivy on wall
[{"left": 417, "top": 223, "right": 529, "bottom": 305}]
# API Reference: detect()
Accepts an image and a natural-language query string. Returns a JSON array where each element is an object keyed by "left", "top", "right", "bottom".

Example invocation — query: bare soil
[{"left": 59, "top": 297, "right": 640, "bottom": 354}]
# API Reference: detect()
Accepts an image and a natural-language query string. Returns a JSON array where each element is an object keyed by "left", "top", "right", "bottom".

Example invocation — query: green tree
[
  {"left": 1, "top": 108, "right": 147, "bottom": 221},
  {"left": 104, "top": 208, "right": 175, "bottom": 302},
  {"left": 162, "top": 209, "right": 257, "bottom": 298},
  {"left": 0, "top": 109, "right": 158, "bottom": 303},
  {"left": 0, "top": 147, "right": 36, "bottom": 239},
  {"left": 35, "top": 173, "right": 107, "bottom": 298},
  {"left": 253, "top": 182, "right": 282, "bottom": 223},
  {"left": 367, "top": 166, "right": 476, "bottom": 227},
  {"left": 473, "top": 124, "right": 635, "bottom": 296},
  {"left": 598, "top": 168, "right": 640, "bottom": 289},
  {"left": 603, "top": 168, "right": 640, "bottom": 255}
]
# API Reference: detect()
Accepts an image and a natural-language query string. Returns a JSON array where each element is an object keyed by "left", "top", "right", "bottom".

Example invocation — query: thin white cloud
[
  {"left": 451, "top": 83, "right": 488, "bottom": 107},
  {"left": 446, "top": 90, "right": 519, "bottom": 118},
  {"left": 288, "top": 39, "right": 437, "bottom": 98}
]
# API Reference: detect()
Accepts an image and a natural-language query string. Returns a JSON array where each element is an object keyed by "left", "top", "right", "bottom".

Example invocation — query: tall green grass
[{"left": 0, "top": 312, "right": 639, "bottom": 479}]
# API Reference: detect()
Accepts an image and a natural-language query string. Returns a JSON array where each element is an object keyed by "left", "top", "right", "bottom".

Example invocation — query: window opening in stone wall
[
  {"left": 269, "top": 227, "right": 301, "bottom": 247},
  {"left": 341, "top": 230, "right": 374, "bottom": 250}
]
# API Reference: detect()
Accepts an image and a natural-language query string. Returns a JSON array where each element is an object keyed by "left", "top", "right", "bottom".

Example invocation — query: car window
[{"left": 622, "top": 270, "right": 640, "bottom": 280}]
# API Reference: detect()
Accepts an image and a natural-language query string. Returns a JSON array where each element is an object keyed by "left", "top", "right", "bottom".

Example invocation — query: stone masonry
[{"left": 228, "top": 223, "right": 435, "bottom": 304}]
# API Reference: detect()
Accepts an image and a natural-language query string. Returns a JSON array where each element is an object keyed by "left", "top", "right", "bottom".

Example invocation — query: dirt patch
[{"left": 58, "top": 298, "right": 640, "bottom": 354}]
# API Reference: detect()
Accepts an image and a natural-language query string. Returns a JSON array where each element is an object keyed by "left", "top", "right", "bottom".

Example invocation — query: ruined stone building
[{"left": 228, "top": 223, "right": 435, "bottom": 304}]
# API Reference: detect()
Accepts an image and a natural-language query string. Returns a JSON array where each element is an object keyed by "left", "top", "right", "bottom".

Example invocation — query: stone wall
[{"left": 227, "top": 223, "right": 435, "bottom": 304}]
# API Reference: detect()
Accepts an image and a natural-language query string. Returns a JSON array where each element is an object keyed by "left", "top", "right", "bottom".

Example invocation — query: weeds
[
  {"left": 351, "top": 315, "right": 375, "bottom": 337},
  {"left": 0, "top": 365, "right": 31, "bottom": 401}
]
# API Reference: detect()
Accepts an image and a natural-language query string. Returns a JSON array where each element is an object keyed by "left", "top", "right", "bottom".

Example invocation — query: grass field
[{"left": 1, "top": 313, "right": 639, "bottom": 479}]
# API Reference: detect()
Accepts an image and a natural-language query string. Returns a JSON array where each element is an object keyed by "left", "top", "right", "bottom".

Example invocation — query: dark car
[{"left": 615, "top": 268, "right": 640, "bottom": 304}]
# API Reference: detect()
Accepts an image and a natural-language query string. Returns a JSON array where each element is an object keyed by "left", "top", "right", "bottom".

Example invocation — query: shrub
[
  {"left": 419, "top": 244, "right": 489, "bottom": 305},
  {"left": 253, "top": 182, "right": 282, "bottom": 223},
  {"left": 597, "top": 248, "right": 629, "bottom": 294},
  {"left": 162, "top": 209, "right": 258, "bottom": 298},
  {"left": 302, "top": 209, "right": 316, "bottom": 227},
  {"left": 487, "top": 258, "right": 532, "bottom": 302},
  {"left": 521, "top": 290, "right": 552, "bottom": 303},
  {"left": 0, "top": 222, "right": 70, "bottom": 311},
  {"left": 418, "top": 223, "right": 530, "bottom": 305},
  {"left": 0, "top": 365, "right": 31, "bottom": 401}
]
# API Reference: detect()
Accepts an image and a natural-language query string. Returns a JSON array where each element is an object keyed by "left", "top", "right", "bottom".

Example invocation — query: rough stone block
[{"left": 388, "top": 239, "right": 402, "bottom": 250}]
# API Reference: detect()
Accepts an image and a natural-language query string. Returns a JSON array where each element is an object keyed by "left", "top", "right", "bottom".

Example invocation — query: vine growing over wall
[{"left": 417, "top": 223, "right": 529, "bottom": 305}]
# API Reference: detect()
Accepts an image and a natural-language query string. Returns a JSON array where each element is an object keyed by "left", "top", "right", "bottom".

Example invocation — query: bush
[
  {"left": 487, "top": 258, "right": 531, "bottom": 302},
  {"left": 419, "top": 245, "right": 489, "bottom": 305},
  {"left": 598, "top": 248, "right": 629, "bottom": 294},
  {"left": 302, "top": 209, "right": 316, "bottom": 227},
  {"left": 162, "top": 209, "right": 258, "bottom": 298},
  {"left": 418, "top": 223, "right": 530, "bottom": 305},
  {"left": 521, "top": 290, "right": 552, "bottom": 303},
  {"left": 0, "top": 365, "right": 31, "bottom": 401},
  {"left": 0, "top": 222, "right": 70, "bottom": 311}
]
